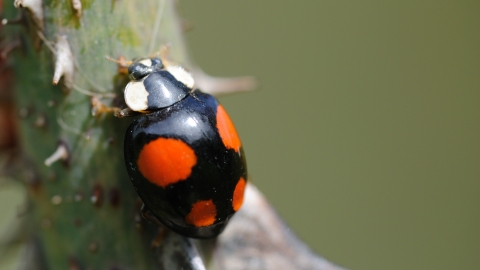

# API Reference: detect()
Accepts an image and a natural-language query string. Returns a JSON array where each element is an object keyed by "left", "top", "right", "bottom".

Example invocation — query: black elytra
[{"left": 122, "top": 59, "right": 247, "bottom": 238}]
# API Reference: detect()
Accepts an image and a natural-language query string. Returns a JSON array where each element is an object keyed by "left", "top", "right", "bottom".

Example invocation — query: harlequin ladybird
[{"left": 122, "top": 57, "right": 247, "bottom": 238}]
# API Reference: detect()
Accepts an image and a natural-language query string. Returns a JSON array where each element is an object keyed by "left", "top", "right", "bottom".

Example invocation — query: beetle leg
[
  {"left": 113, "top": 107, "right": 143, "bottom": 118},
  {"left": 150, "top": 227, "right": 168, "bottom": 249},
  {"left": 90, "top": 96, "right": 121, "bottom": 117},
  {"left": 141, "top": 204, "right": 169, "bottom": 248},
  {"left": 140, "top": 203, "right": 163, "bottom": 226}
]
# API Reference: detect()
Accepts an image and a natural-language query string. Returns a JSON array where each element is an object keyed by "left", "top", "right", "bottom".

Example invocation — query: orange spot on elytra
[
  {"left": 185, "top": 199, "right": 217, "bottom": 227},
  {"left": 216, "top": 105, "right": 241, "bottom": 151},
  {"left": 137, "top": 138, "right": 196, "bottom": 188},
  {"left": 232, "top": 177, "right": 246, "bottom": 211}
]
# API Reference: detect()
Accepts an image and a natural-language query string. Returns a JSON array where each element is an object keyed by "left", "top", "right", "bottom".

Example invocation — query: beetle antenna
[{"left": 105, "top": 55, "right": 132, "bottom": 66}]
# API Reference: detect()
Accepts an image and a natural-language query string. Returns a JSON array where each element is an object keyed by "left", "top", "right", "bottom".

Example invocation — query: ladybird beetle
[{"left": 122, "top": 57, "right": 247, "bottom": 238}]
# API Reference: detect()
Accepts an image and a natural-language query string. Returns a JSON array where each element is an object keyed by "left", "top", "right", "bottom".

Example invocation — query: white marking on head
[
  {"left": 165, "top": 65, "right": 195, "bottom": 89},
  {"left": 139, "top": 58, "right": 153, "bottom": 67},
  {"left": 124, "top": 79, "right": 149, "bottom": 111}
]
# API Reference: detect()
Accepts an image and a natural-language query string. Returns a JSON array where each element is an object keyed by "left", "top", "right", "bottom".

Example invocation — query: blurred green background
[
  {"left": 178, "top": 1, "right": 479, "bottom": 269},
  {"left": 1, "top": 1, "right": 478, "bottom": 269}
]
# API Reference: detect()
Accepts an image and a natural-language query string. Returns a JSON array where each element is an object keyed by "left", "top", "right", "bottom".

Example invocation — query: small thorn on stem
[
  {"left": 71, "top": 0, "right": 82, "bottom": 17},
  {"left": 52, "top": 35, "right": 75, "bottom": 88},
  {"left": 1, "top": 16, "right": 23, "bottom": 25},
  {"left": 14, "top": 0, "right": 44, "bottom": 31},
  {"left": 44, "top": 142, "right": 69, "bottom": 167}
]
